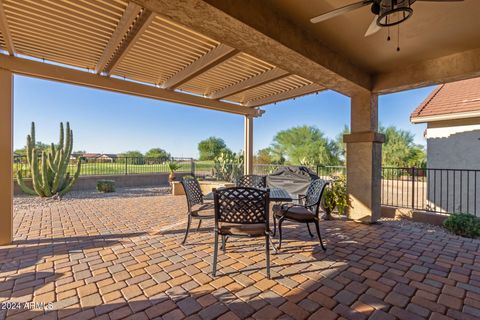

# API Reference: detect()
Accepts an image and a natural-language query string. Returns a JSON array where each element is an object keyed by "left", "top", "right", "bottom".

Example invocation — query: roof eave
[{"left": 411, "top": 110, "right": 480, "bottom": 124}]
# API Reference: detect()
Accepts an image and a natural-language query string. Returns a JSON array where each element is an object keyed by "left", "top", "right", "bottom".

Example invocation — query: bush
[
  {"left": 323, "top": 175, "right": 350, "bottom": 218},
  {"left": 97, "top": 180, "right": 115, "bottom": 193},
  {"left": 443, "top": 213, "right": 480, "bottom": 238}
]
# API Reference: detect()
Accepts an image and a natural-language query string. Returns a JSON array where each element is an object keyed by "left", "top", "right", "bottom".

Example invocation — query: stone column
[
  {"left": 244, "top": 115, "right": 253, "bottom": 175},
  {"left": 343, "top": 91, "right": 384, "bottom": 223},
  {"left": 0, "top": 70, "right": 13, "bottom": 245}
]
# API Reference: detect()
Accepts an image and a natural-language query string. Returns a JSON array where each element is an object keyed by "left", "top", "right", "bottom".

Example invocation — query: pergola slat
[
  {"left": 95, "top": 2, "right": 142, "bottom": 73},
  {"left": 245, "top": 83, "right": 324, "bottom": 107},
  {"left": 161, "top": 44, "right": 238, "bottom": 89},
  {"left": 104, "top": 9, "right": 155, "bottom": 75},
  {"left": 0, "top": 0, "right": 14, "bottom": 55},
  {"left": 209, "top": 68, "right": 289, "bottom": 100}
]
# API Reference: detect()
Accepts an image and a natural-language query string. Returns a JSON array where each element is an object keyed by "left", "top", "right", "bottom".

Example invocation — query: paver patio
[{"left": 1, "top": 189, "right": 480, "bottom": 320}]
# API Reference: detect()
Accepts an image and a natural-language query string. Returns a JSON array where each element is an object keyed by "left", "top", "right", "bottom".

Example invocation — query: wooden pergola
[{"left": 1, "top": 0, "right": 479, "bottom": 244}]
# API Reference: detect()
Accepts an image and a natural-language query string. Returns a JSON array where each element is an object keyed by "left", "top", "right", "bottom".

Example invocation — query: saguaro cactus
[{"left": 17, "top": 122, "right": 81, "bottom": 197}]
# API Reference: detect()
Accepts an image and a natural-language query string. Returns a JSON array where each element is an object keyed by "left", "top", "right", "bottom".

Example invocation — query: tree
[
  {"left": 335, "top": 125, "right": 350, "bottom": 164},
  {"left": 254, "top": 147, "right": 285, "bottom": 164},
  {"left": 380, "top": 125, "right": 426, "bottom": 167},
  {"left": 271, "top": 126, "right": 340, "bottom": 166},
  {"left": 145, "top": 148, "right": 171, "bottom": 162},
  {"left": 119, "top": 150, "right": 144, "bottom": 164},
  {"left": 198, "top": 137, "right": 228, "bottom": 160},
  {"left": 15, "top": 141, "right": 50, "bottom": 156}
]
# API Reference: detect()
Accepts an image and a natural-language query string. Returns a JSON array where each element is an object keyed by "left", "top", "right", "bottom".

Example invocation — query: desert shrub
[
  {"left": 443, "top": 213, "right": 480, "bottom": 238},
  {"left": 97, "top": 180, "right": 115, "bottom": 193},
  {"left": 323, "top": 175, "right": 350, "bottom": 218}
]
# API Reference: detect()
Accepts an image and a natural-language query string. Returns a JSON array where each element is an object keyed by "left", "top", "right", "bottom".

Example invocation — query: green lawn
[{"left": 14, "top": 160, "right": 215, "bottom": 177}]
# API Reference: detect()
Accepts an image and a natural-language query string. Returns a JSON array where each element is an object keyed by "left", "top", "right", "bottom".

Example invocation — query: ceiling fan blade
[
  {"left": 364, "top": 16, "right": 381, "bottom": 37},
  {"left": 310, "top": 1, "right": 372, "bottom": 24}
]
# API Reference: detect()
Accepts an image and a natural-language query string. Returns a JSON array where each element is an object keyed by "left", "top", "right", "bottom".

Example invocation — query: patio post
[
  {"left": 344, "top": 91, "right": 384, "bottom": 223},
  {"left": 244, "top": 115, "right": 253, "bottom": 175},
  {"left": 0, "top": 69, "right": 13, "bottom": 245}
]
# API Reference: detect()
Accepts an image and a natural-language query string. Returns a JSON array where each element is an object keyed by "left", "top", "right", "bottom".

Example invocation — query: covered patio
[
  {"left": 1, "top": 0, "right": 480, "bottom": 319},
  {"left": 3, "top": 190, "right": 479, "bottom": 320}
]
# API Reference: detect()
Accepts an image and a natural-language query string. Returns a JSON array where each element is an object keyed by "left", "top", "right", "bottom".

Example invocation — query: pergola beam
[
  {"left": 161, "top": 44, "right": 238, "bottom": 89},
  {"left": 245, "top": 83, "right": 324, "bottom": 107},
  {"left": 0, "top": 0, "right": 15, "bottom": 55},
  {"left": 95, "top": 2, "right": 143, "bottom": 74},
  {"left": 373, "top": 47, "right": 480, "bottom": 94},
  {"left": 131, "top": 0, "right": 371, "bottom": 96},
  {"left": 0, "top": 55, "right": 261, "bottom": 117},
  {"left": 104, "top": 8, "right": 155, "bottom": 75},
  {"left": 209, "top": 68, "right": 289, "bottom": 100}
]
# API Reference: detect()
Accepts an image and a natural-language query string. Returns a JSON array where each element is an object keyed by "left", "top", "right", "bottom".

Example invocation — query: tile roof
[{"left": 411, "top": 77, "right": 480, "bottom": 122}]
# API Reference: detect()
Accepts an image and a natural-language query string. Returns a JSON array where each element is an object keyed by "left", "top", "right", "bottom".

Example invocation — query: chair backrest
[
  {"left": 181, "top": 177, "right": 203, "bottom": 211},
  {"left": 304, "top": 179, "right": 329, "bottom": 216},
  {"left": 236, "top": 175, "right": 267, "bottom": 189},
  {"left": 214, "top": 187, "right": 269, "bottom": 227}
]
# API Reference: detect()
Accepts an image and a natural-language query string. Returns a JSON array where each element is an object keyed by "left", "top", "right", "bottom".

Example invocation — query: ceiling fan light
[{"left": 377, "top": 0, "right": 413, "bottom": 27}]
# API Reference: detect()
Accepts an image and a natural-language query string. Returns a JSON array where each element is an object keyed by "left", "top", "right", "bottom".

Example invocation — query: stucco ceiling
[{"left": 267, "top": 0, "right": 480, "bottom": 74}]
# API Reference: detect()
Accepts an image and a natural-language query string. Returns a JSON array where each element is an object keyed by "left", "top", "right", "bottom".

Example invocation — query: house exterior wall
[{"left": 425, "top": 122, "right": 480, "bottom": 216}]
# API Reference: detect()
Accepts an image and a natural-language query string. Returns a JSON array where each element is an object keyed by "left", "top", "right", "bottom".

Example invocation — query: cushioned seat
[
  {"left": 273, "top": 204, "right": 315, "bottom": 222},
  {"left": 191, "top": 202, "right": 215, "bottom": 215},
  {"left": 219, "top": 223, "right": 266, "bottom": 236}
]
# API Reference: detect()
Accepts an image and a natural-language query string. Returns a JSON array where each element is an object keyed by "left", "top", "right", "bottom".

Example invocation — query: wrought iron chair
[
  {"left": 236, "top": 175, "right": 267, "bottom": 189},
  {"left": 180, "top": 177, "right": 214, "bottom": 244},
  {"left": 212, "top": 187, "right": 272, "bottom": 278},
  {"left": 272, "top": 179, "right": 329, "bottom": 250}
]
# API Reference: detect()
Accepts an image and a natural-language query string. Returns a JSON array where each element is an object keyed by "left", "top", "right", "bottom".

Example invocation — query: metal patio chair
[
  {"left": 180, "top": 177, "right": 214, "bottom": 244},
  {"left": 272, "top": 179, "right": 329, "bottom": 250},
  {"left": 212, "top": 187, "right": 272, "bottom": 278},
  {"left": 236, "top": 174, "right": 267, "bottom": 189}
]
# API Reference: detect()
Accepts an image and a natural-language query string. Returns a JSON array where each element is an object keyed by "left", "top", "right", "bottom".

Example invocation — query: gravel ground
[
  {"left": 378, "top": 217, "right": 449, "bottom": 236},
  {"left": 14, "top": 186, "right": 171, "bottom": 209}
]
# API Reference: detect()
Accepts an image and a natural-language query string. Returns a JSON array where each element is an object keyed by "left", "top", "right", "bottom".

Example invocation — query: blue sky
[{"left": 13, "top": 75, "right": 433, "bottom": 158}]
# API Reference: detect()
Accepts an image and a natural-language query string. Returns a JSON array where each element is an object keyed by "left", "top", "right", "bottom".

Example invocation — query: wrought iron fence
[
  {"left": 13, "top": 156, "right": 194, "bottom": 177},
  {"left": 254, "top": 164, "right": 480, "bottom": 216},
  {"left": 14, "top": 155, "right": 479, "bottom": 216},
  {"left": 382, "top": 167, "right": 480, "bottom": 217}
]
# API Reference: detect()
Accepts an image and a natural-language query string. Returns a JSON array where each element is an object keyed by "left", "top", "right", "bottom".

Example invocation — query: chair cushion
[
  {"left": 219, "top": 223, "right": 266, "bottom": 236},
  {"left": 273, "top": 204, "right": 315, "bottom": 222},
  {"left": 191, "top": 202, "right": 214, "bottom": 216}
]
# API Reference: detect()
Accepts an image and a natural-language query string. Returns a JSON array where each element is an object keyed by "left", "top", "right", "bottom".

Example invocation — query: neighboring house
[
  {"left": 97, "top": 154, "right": 118, "bottom": 162},
  {"left": 81, "top": 153, "right": 101, "bottom": 162},
  {"left": 411, "top": 77, "right": 480, "bottom": 215}
]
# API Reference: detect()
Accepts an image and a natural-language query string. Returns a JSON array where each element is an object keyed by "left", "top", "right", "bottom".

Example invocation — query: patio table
[{"left": 204, "top": 187, "right": 292, "bottom": 202}]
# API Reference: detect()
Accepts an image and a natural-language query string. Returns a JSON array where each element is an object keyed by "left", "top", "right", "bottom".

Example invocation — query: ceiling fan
[{"left": 310, "top": 0, "right": 464, "bottom": 37}]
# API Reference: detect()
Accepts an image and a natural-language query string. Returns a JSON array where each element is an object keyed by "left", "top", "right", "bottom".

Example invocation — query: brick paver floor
[{"left": 1, "top": 191, "right": 480, "bottom": 320}]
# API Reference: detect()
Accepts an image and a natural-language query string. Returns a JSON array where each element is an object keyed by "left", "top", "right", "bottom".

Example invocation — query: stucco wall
[
  {"left": 14, "top": 173, "right": 189, "bottom": 195},
  {"left": 426, "top": 128, "right": 480, "bottom": 216}
]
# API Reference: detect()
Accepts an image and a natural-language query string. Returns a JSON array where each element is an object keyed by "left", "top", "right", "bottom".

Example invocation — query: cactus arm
[
  {"left": 51, "top": 150, "right": 66, "bottom": 194},
  {"left": 26, "top": 135, "right": 33, "bottom": 165},
  {"left": 31, "top": 122, "right": 36, "bottom": 145},
  {"left": 65, "top": 123, "right": 73, "bottom": 159},
  {"left": 41, "top": 152, "right": 52, "bottom": 197},
  {"left": 59, "top": 122, "right": 64, "bottom": 149},
  {"left": 50, "top": 143, "right": 56, "bottom": 160},
  {"left": 30, "top": 149, "right": 44, "bottom": 196},
  {"left": 59, "top": 161, "right": 81, "bottom": 196},
  {"left": 16, "top": 171, "right": 37, "bottom": 195}
]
